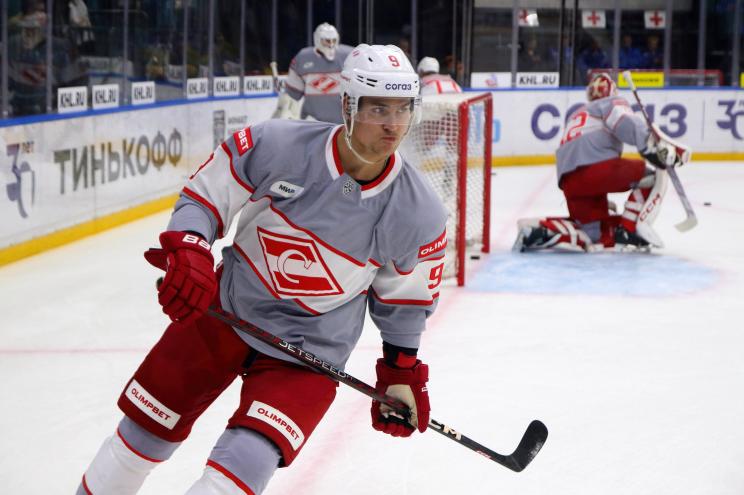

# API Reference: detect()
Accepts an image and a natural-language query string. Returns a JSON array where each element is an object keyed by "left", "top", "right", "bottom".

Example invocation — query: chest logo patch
[
  {"left": 308, "top": 74, "right": 341, "bottom": 94},
  {"left": 270, "top": 180, "right": 304, "bottom": 198},
  {"left": 257, "top": 227, "right": 344, "bottom": 296}
]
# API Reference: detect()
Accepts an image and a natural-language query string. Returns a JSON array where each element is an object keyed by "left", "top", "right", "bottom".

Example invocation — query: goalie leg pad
[
  {"left": 513, "top": 217, "right": 593, "bottom": 252},
  {"left": 620, "top": 168, "right": 668, "bottom": 247}
]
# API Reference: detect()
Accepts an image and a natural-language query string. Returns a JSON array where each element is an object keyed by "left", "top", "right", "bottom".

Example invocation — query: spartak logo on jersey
[
  {"left": 308, "top": 74, "right": 340, "bottom": 94},
  {"left": 257, "top": 227, "right": 343, "bottom": 296}
]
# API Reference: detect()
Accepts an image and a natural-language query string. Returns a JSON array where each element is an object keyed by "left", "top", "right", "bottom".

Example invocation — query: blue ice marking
[{"left": 469, "top": 252, "right": 717, "bottom": 296}]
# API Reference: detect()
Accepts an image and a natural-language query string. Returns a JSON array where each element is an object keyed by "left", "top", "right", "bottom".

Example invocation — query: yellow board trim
[
  {"left": 0, "top": 194, "right": 179, "bottom": 267},
  {"left": 492, "top": 155, "right": 555, "bottom": 166},
  {"left": 491, "top": 152, "right": 744, "bottom": 167}
]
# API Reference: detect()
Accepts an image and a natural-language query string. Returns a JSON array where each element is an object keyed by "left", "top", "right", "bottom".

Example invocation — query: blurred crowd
[
  {"left": 519, "top": 32, "right": 665, "bottom": 84},
  {"left": 5, "top": 1, "right": 90, "bottom": 115}
]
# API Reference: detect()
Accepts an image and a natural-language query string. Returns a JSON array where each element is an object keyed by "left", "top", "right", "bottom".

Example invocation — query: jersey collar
[{"left": 324, "top": 125, "right": 403, "bottom": 199}]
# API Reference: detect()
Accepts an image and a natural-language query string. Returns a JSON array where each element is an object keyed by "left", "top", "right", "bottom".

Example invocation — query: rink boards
[{"left": 2, "top": 88, "right": 744, "bottom": 263}]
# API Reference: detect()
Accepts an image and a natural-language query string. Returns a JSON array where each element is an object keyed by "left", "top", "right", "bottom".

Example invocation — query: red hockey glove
[
  {"left": 371, "top": 357, "right": 430, "bottom": 438},
  {"left": 144, "top": 231, "right": 217, "bottom": 325}
]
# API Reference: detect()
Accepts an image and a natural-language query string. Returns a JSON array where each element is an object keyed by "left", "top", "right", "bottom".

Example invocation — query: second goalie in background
[
  {"left": 277, "top": 22, "right": 353, "bottom": 123},
  {"left": 514, "top": 72, "right": 691, "bottom": 253}
]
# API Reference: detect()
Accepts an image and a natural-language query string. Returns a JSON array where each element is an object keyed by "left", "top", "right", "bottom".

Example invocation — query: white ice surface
[{"left": 1, "top": 162, "right": 743, "bottom": 494}]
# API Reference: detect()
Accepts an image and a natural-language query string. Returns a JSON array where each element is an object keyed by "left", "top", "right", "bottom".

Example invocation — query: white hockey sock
[
  {"left": 185, "top": 461, "right": 256, "bottom": 495},
  {"left": 79, "top": 431, "right": 161, "bottom": 494}
]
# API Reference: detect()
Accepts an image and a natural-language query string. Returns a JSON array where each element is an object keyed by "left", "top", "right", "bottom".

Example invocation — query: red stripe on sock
[
  {"left": 206, "top": 459, "right": 256, "bottom": 495},
  {"left": 116, "top": 428, "right": 163, "bottom": 463},
  {"left": 81, "top": 475, "right": 93, "bottom": 494}
]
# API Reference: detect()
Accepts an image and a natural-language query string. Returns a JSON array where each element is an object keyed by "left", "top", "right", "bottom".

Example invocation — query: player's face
[
  {"left": 353, "top": 97, "right": 414, "bottom": 155},
  {"left": 319, "top": 37, "right": 337, "bottom": 50}
]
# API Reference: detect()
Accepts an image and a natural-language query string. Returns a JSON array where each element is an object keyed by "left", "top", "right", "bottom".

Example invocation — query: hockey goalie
[{"left": 513, "top": 72, "right": 691, "bottom": 253}]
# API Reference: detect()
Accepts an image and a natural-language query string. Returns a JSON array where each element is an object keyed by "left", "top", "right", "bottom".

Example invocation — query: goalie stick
[
  {"left": 622, "top": 70, "right": 698, "bottom": 232},
  {"left": 269, "top": 61, "right": 282, "bottom": 94},
  {"left": 206, "top": 306, "right": 548, "bottom": 472},
  {"left": 269, "top": 61, "right": 302, "bottom": 120}
]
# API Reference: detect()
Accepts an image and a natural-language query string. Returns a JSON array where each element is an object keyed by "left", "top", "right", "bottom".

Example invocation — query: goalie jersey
[
  {"left": 556, "top": 95, "right": 650, "bottom": 183},
  {"left": 168, "top": 120, "right": 448, "bottom": 368},
  {"left": 285, "top": 45, "right": 353, "bottom": 123}
]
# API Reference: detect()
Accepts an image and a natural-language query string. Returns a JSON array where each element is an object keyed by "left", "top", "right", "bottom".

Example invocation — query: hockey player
[
  {"left": 76, "top": 43, "right": 446, "bottom": 495},
  {"left": 417, "top": 56, "right": 462, "bottom": 96},
  {"left": 282, "top": 22, "right": 353, "bottom": 123},
  {"left": 514, "top": 72, "right": 689, "bottom": 252}
]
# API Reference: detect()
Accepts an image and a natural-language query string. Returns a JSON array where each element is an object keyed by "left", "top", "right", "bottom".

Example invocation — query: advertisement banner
[
  {"left": 1, "top": 97, "right": 276, "bottom": 248},
  {"left": 471, "top": 72, "right": 560, "bottom": 88},
  {"left": 132, "top": 81, "right": 156, "bottom": 105},
  {"left": 471, "top": 72, "right": 511, "bottom": 89},
  {"left": 58, "top": 86, "right": 88, "bottom": 113},
  {"left": 244, "top": 76, "right": 275, "bottom": 94},
  {"left": 187, "top": 78, "right": 209, "bottom": 99},
  {"left": 485, "top": 88, "right": 744, "bottom": 158},
  {"left": 92, "top": 84, "right": 120, "bottom": 110},
  {"left": 214, "top": 76, "right": 241, "bottom": 97}
]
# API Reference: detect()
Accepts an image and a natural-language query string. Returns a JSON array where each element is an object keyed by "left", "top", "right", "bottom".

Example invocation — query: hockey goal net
[{"left": 400, "top": 92, "right": 492, "bottom": 286}]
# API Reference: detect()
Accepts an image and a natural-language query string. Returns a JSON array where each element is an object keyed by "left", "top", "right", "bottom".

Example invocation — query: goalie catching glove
[
  {"left": 144, "top": 231, "right": 217, "bottom": 325},
  {"left": 641, "top": 123, "right": 692, "bottom": 169},
  {"left": 371, "top": 343, "right": 430, "bottom": 437}
]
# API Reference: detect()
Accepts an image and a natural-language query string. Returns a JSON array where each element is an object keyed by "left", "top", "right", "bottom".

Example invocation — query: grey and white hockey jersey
[
  {"left": 167, "top": 119, "right": 448, "bottom": 369},
  {"left": 285, "top": 45, "right": 353, "bottom": 123},
  {"left": 420, "top": 74, "right": 462, "bottom": 96},
  {"left": 555, "top": 95, "right": 651, "bottom": 184}
]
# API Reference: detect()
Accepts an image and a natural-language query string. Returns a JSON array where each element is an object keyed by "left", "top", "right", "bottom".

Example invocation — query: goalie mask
[
  {"left": 314, "top": 23, "right": 339, "bottom": 61},
  {"left": 586, "top": 72, "right": 617, "bottom": 101}
]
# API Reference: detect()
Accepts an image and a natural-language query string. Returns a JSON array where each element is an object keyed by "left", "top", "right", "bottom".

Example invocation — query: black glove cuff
[{"left": 382, "top": 341, "right": 418, "bottom": 369}]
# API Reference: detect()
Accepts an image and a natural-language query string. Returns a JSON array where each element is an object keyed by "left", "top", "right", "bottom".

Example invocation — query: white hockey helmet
[
  {"left": 417, "top": 56, "right": 440, "bottom": 76},
  {"left": 340, "top": 43, "right": 421, "bottom": 133},
  {"left": 314, "top": 23, "right": 339, "bottom": 61}
]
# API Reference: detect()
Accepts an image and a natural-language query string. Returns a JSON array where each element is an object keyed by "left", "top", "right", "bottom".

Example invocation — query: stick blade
[
  {"left": 621, "top": 70, "right": 635, "bottom": 90},
  {"left": 675, "top": 215, "right": 698, "bottom": 232},
  {"left": 506, "top": 420, "right": 549, "bottom": 472}
]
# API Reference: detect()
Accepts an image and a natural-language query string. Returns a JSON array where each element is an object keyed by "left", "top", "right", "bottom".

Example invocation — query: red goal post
[{"left": 400, "top": 92, "right": 492, "bottom": 286}]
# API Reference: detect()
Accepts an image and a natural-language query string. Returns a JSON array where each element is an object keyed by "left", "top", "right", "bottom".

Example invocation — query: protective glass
[{"left": 354, "top": 98, "right": 416, "bottom": 126}]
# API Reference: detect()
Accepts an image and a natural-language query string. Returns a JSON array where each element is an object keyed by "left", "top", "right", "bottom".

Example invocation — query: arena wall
[{"left": 2, "top": 88, "right": 743, "bottom": 264}]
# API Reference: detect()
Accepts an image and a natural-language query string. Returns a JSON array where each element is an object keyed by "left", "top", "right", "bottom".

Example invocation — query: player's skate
[
  {"left": 513, "top": 217, "right": 593, "bottom": 253},
  {"left": 613, "top": 225, "right": 650, "bottom": 252},
  {"left": 617, "top": 167, "right": 668, "bottom": 250}
]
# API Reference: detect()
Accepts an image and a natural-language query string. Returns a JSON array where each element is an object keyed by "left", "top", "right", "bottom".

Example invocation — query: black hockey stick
[
  {"left": 622, "top": 70, "right": 698, "bottom": 232},
  {"left": 206, "top": 307, "right": 548, "bottom": 472}
]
